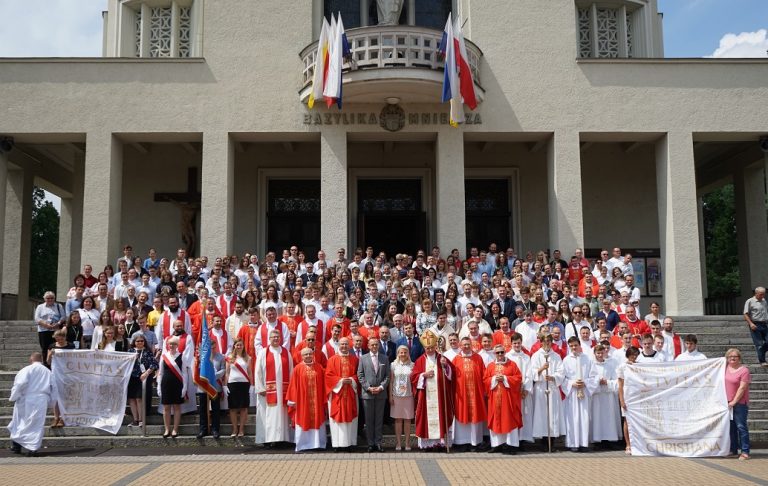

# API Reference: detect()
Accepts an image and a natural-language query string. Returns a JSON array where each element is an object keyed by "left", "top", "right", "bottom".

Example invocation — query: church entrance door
[
  {"left": 357, "top": 179, "right": 426, "bottom": 257},
  {"left": 266, "top": 179, "right": 320, "bottom": 257}
]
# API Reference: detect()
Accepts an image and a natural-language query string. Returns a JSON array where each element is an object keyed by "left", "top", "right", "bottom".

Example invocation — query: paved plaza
[{"left": 0, "top": 449, "right": 765, "bottom": 485}]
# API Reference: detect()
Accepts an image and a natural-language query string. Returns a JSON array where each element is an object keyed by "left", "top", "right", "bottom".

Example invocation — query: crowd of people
[{"left": 10, "top": 244, "right": 756, "bottom": 459}]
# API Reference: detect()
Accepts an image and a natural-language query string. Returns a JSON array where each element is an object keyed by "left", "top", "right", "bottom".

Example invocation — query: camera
[
  {"left": 760, "top": 136, "right": 768, "bottom": 153},
  {"left": 0, "top": 136, "right": 14, "bottom": 154}
]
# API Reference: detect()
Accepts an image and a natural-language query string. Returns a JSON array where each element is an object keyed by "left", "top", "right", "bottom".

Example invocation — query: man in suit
[
  {"left": 396, "top": 322, "right": 424, "bottom": 362},
  {"left": 357, "top": 338, "right": 390, "bottom": 452},
  {"left": 300, "top": 263, "right": 317, "bottom": 286},
  {"left": 378, "top": 326, "right": 397, "bottom": 363},
  {"left": 175, "top": 281, "right": 198, "bottom": 311}
]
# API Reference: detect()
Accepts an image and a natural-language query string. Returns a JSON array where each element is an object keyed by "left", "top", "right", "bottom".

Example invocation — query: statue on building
[{"left": 376, "top": 0, "right": 404, "bottom": 25}]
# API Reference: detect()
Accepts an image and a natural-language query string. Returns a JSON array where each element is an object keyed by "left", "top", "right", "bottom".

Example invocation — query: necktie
[
  {"left": 408, "top": 337, "right": 412, "bottom": 350},
  {"left": 372, "top": 354, "right": 379, "bottom": 373}
]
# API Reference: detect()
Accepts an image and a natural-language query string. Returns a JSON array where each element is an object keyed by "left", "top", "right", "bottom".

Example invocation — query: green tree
[
  {"left": 29, "top": 187, "right": 59, "bottom": 299},
  {"left": 701, "top": 184, "right": 740, "bottom": 298}
]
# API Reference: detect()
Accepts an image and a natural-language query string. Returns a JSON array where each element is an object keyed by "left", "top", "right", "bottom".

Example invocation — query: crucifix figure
[{"left": 154, "top": 167, "right": 201, "bottom": 257}]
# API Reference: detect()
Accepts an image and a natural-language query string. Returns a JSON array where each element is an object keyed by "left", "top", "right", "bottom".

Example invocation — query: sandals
[
  {"left": 739, "top": 453, "right": 750, "bottom": 461},
  {"left": 51, "top": 419, "right": 64, "bottom": 428}
]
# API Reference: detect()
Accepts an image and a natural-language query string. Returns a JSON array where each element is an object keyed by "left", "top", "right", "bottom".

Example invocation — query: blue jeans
[{"left": 730, "top": 403, "right": 750, "bottom": 455}]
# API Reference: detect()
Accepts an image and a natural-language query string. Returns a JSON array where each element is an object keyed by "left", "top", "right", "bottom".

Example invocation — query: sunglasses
[{"left": 495, "top": 351, "right": 505, "bottom": 355}]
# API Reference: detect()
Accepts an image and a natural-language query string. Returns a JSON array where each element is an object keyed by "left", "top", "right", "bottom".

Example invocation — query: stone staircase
[{"left": 0, "top": 317, "right": 765, "bottom": 449}]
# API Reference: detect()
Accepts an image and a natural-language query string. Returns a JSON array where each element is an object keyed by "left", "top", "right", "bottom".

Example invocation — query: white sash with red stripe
[{"left": 162, "top": 352, "right": 184, "bottom": 383}]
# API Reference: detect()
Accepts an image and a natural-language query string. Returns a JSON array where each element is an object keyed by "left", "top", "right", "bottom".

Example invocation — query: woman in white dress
[{"left": 389, "top": 345, "right": 415, "bottom": 451}]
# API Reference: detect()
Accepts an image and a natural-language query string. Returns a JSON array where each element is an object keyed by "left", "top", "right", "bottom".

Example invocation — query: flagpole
[{"left": 207, "top": 394, "right": 211, "bottom": 436}]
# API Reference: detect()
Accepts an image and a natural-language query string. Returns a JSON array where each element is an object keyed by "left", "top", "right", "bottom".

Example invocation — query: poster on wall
[
  {"left": 646, "top": 257, "right": 662, "bottom": 296},
  {"left": 632, "top": 257, "right": 647, "bottom": 296}
]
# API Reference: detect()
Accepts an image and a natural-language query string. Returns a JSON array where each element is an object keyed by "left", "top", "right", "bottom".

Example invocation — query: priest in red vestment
[
  {"left": 325, "top": 337, "right": 359, "bottom": 450},
  {"left": 292, "top": 331, "right": 328, "bottom": 368},
  {"left": 191, "top": 298, "right": 221, "bottom": 346},
  {"left": 484, "top": 345, "right": 523, "bottom": 454},
  {"left": 411, "top": 330, "right": 455, "bottom": 450},
  {"left": 451, "top": 337, "right": 488, "bottom": 450},
  {"left": 286, "top": 347, "right": 327, "bottom": 452}
]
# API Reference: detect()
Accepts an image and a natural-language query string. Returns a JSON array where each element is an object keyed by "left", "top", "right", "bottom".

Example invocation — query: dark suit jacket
[
  {"left": 396, "top": 335, "right": 424, "bottom": 363},
  {"left": 132, "top": 303, "right": 154, "bottom": 318},
  {"left": 176, "top": 293, "right": 198, "bottom": 311},
  {"left": 496, "top": 297, "right": 516, "bottom": 318},
  {"left": 379, "top": 339, "right": 397, "bottom": 362},
  {"left": 357, "top": 352, "right": 390, "bottom": 400}
]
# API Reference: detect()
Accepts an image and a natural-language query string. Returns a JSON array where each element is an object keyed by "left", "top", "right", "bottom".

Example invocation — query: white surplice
[
  {"left": 562, "top": 352, "right": 598, "bottom": 448},
  {"left": 505, "top": 350, "right": 534, "bottom": 442},
  {"left": 530, "top": 349, "right": 565, "bottom": 438},
  {"left": 7, "top": 362, "right": 51, "bottom": 452},
  {"left": 589, "top": 358, "right": 622, "bottom": 442},
  {"left": 254, "top": 346, "right": 294, "bottom": 444}
]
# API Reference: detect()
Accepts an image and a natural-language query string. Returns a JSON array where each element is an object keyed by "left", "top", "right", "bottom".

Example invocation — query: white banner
[
  {"left": 51, "top": 349, "right": 135, "bottom": 435},
  {"left": 625, "top": 357, "right": 730, "bottom": 457}
]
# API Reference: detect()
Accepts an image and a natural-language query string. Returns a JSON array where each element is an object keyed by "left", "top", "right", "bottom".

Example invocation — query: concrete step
[
  {"left": 0, "top": 431, "right": 764, "bottom": 450},
  {"left": 0, "top": 422, "right": 260, "bottom": 438}
]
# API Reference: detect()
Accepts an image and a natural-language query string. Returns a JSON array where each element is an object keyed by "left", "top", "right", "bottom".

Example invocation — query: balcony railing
[{"left": 300, "top": 25, "right": 482, "bottom": 89}]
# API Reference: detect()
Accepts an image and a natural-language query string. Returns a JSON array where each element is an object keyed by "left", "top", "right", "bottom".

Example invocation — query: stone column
[
  {"left": 57, "top": 157, "right": 84, "bottom": 298},
  {"left": 2, "top": 168, "right": 33, "bottom": 318},
  {"left": 81, "top": 132, "right": 123, "bottom": 269},
  {"left": 0, "top": 150, "right": 7, "bottom": 316},
  {"left": 320, "top": 130, "right": 348, "bottom": 254},
  {"left": 436, "top": 129, "right": 466, "bottom": 255},
  {"left": 734, "top": 162, "right": 768, "bottom": 301},
  {"left": 655, "top": 132, "right": 703, "bottom": 315},
  {"left": 547, "top": 130, "right": 583, "bottom": 254},
  {"left": 201, "top": 132, "right": 234, "bottom": 258}
]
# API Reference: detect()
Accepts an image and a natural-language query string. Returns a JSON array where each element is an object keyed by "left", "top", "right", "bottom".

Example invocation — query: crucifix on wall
[{"left": 154, "top": 167, "right": 201, "bottom": 257}]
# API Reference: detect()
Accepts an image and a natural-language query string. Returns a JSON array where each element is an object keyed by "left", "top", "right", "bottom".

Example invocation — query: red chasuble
[
  {"left": 411, "top": 353, "right": 456, "bottom": 439},
  {"left": 191, "top": 309, "right": 220, "bottom": 346},
  {"left": 325, "top": 354, "right": 360, "bottom": 423},
  {"left": 287, "top": 362, "right": 327, "bottom": 430},
  {"left": 292, "top": 342, "right": 328, "bottom": 369},
  {"left": 451, "top": 353, "right": 487, "bottom": 424},
  {"left": 483, "top": 360, "right": 523, "bottom": 435}
]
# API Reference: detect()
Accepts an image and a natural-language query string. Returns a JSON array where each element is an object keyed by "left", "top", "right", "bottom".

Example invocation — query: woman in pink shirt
[{"left": 725, "top": 348, "right": 751, "bottom": 460}]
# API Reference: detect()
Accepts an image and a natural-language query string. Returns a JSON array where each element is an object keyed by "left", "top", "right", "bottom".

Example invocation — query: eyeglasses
[{"left": 306, "top": 339, "right": 315, "bottom": 342}]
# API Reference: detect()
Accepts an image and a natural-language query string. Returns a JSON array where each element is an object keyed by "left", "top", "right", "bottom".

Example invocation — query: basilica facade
[{"left": 0, "top": 0, "right": 766, "bottom": 318}]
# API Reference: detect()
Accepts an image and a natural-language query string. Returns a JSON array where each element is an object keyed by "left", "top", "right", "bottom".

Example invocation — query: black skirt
[
  {"left": 127, "top": 376, "right": 143, "bottom": 399},
  {"left": 227, "top": 382, "right": 250, "bottom": 409},
  {"left": 160, "top": 354, "right": 185, "bottom": 405}
]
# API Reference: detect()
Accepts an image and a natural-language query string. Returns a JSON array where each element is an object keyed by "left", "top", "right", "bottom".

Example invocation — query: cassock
[
  {"left": 530, "top": 348, "right": 565, "bottom": 438},
  {"left": 254, "top": 345, "right": 293, "bottom": 444},
  {"left": 561, "top": 352, "right": 598, "bottom": 448},
  {"left": 589, "top": 358, "right": 622, "bottom": 442},
  {"left": 325, "top": 353, "right": 360, "bottom": 447},
  {"left": 505, "top": 350, "right": 534, "bottom": 442},
  {"left": 483, "top": 359, "right": 523, "bottom": 447},
  {"left": 8, "top": 361, "right": 51, "bottom": 452},
  {"left": 451, "top": 352, "right": 487, "bottom": 446},
  {"left": 411, "top": 353, "right": 455, "bottom": 449},
  {"left": 287, "top": 361, "right": 327, "bottom": 452}
]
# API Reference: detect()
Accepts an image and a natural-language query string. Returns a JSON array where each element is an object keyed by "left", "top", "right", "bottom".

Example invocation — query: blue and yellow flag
[{"left": 193, "top": 309, "right": 218, "bottom": 398}]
